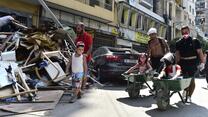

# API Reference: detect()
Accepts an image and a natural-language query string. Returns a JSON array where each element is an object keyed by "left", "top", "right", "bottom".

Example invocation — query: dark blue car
[{"left": 92, "top": 46, "right": 140, "bottom": 82}]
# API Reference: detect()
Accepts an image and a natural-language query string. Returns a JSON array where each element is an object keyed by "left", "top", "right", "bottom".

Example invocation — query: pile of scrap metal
[{"left": 0, "top": 22, "right": 75, "bottom": 102}]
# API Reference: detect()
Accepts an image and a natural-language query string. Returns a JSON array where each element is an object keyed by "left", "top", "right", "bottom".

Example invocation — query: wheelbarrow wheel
[
  {"left": 157, "top": 98, "right": 170, "bottom": 110},
  {"left": 156, "top": 89, "right": 170, "bottom": 110},
  {"left": 128, "top": 84, "right": 140, "bottom": 99}
]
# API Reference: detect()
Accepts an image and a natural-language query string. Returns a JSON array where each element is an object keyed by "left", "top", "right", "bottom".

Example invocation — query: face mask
[{"left": 182, "top": 31, "right": 189, "bottom": 39}]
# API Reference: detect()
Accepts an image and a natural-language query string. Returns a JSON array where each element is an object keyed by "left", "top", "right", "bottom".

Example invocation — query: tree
[{"left": 196, "top": 34, "right": 208, "bottom": 52}]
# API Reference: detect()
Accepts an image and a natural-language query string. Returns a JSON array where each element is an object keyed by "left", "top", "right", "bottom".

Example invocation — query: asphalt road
[
  {"left": 51, "top": 78, "right": 208, "bottom": 117},
  {"left": 10, "top": 78, "right": 208, "bottom": 117}
]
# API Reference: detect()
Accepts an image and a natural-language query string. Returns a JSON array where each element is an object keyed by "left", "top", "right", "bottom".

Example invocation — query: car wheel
[{"left": 98, "top": 68, "right": 106, "bottom": 83}]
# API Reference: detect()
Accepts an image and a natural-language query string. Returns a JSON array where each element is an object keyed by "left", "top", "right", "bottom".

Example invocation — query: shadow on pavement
[
  {"left": 102, "top": 82, "right": 149, "bottom": 91},
  {"left": 116, "top": 95, "right": 155, "bottom": 108},
  {"left": 102, "top": 86, "right": 126, "bottom": 91},
  {"left": 145, "top": 102, "right": 208, "bottom": 117},
  {"left": 201, "top": 87, "right": 208, "bottom": 90}
]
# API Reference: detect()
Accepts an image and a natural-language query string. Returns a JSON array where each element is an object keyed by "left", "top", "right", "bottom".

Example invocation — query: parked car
[{"left": 92, "top": 46, "right": 140, "bottom": 82}]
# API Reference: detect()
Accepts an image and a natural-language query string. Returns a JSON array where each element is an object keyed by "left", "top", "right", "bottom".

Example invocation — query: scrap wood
[
  {"left": 0, "top": 90, "right": 64, "bottom": 114},
  {"left": 0, "top": 86, "right": 14, "bottom": 98},
  {"left": 16, "top": 68, "right": 35, "bottom": 98},
  {"left": 0, "top": 110, "right": 15, "bottom": 117},
  {"left": 0, "top": 32, "right": 13, "bottom": 35},
  {"left": 41, "top": 52, "right": 60, "bottom": 81},
  {"left": 0, "top": 33, "right": 13, "bottom": 51},
  {"left": 12, "top": 21, "right": 28, "bottom": 29},
  {"left": 4, "top": 100, "right": 54, "bottom": 103},
  {"left": 41, "top": 51, "right": 70, "bottom": 82},
  {"left": 37, "top": 85, "right": 72, "bottom": 91},
  {"left": 0, "top": 89, "right": 37, "bottom": 99},
  {"left": 44, "top": 62, "right": 66, "bottom": 82}
]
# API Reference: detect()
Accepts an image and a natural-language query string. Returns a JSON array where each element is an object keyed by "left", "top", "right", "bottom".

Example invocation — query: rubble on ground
[{"left": 0, "top": 22, "right": 75, "bottom": 115}]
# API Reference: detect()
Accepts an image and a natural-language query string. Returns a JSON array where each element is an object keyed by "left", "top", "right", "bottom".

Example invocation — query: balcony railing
[
  {"left": 140, "top": 0, "right": 153, "bottom": 6},
  {"left": 75, "top": 0, "right": 113, "bottom": 11}
]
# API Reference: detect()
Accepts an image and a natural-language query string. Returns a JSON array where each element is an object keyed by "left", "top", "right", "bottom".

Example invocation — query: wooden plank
[
  {"left": 0, "top": 86, "right": 14, "bottom": 97},
  {"left": 35, "top": 90, "right": 64, "bottom": 102},
  {"left": 0, "top": 32, "right": 13, "bottom": 35},
  {"left": 38, "top": 85, "right": 72, "bottom": 90},
  {"left": 0, "top": 89, "right": 37, "bottom": 99},
  {"left": 0, "top": 110, "right": 15, "bottom": 117},
  {"left": 0, "top": 90, "right": 64, "bottom": 114}
]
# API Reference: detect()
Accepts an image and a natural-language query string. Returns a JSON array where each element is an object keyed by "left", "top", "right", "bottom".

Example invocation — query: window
[
  {"left": 192, "top": 21, "right": 195, "bottom": 26},
  {"left": 155, "top": 22, "right": 160, "bottom": 31},
  {"left": 121, "top": 10, "right": 125, "bottom": 24},
  {"left": 121, "top": 8, "right": 129, "bottom": 25},
  {"left": 169, "top": 3, "right": 173, "bottom": 19},
  {"left": 184, "top": 15, "right": 187, "bottom": 20},
  {"left": 189, "top": 19, "right": 191, "bottom": 24},
  {"left": 142, "top": 16, "right": 148, "bottom": 31},
  {"left": 149, "top": 20, "right": 155, "bottom": 28},
  {"left": 159, "top": 26, "right": 163, "bottom": 37},
  {"left": 105, "top": 0, "right": 112, "bottom": 11},
  {"left": 129, "top": 12, "right": 132, "bottom": 26},
  {"left": 136, "top": 14, "right": 142, "bottom": 29},
  {"left": 129, "top": 11, "right": 137, "bottom": 27},
  {"left": 189, "top": 6, "right": 191, "bottom": 13}
]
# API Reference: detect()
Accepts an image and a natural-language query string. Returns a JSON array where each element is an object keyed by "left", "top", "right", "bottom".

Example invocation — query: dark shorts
[
  {"left": 150, "top": 56, "right": 163, "bottom": 72},
  {"left": 179, "top": 59, "right": 198, "bottom": 77}
]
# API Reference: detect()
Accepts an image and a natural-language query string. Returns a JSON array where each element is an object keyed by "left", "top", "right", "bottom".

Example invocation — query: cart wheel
[
  {"left": 128, "top": 84, "right": 140, "bottom": 99},
  {"left": 156, "top": 89, "right": 170, "bottom": 110},
  {"left": 157, "top": 98, "right": 170, "bottom": 110}
]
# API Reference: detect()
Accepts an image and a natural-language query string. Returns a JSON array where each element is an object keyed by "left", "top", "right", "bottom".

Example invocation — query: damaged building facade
[{"left": 116, "top": 0, "right": 167, "bottom": 51}]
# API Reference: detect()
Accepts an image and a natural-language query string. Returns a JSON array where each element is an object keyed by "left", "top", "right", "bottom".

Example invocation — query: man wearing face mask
[{"left": 175, "top": 25, "right": 205, "bottom": 102}]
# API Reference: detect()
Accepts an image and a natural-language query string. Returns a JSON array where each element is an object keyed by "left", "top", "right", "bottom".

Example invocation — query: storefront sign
[
  {"left": 111, "top": 27, "right": 119, "bottom": 35},
  {"left": 135, "top": 32, "right": 149, "bottom": 44}
]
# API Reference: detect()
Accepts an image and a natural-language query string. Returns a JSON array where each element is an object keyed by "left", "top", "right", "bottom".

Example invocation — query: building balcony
[
  {"left": 196, "top": 8, "right": 208, "bottom": 12},
  {"left": 45, "top": 0, "right": 114, "bottom": 23},
  {"left": 139, "top": 0, "right": 153, "bottom": 10}
]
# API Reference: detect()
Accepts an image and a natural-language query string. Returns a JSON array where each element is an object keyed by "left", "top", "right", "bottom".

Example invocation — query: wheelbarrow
[
  {"left": 153, "top": 77, "right": 192, "bottom": 110},
  {"left": 122, "top": 73, "right": 154, "bottom": 98}
]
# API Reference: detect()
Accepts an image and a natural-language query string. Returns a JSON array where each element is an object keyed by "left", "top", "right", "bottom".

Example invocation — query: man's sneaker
[
  {"left": 77, "top": 91, "right": 82, "bottom": 99},
  {"left": 69, "top": 95, "right": 77, "bottom": 103},
  {"left": 182, "top": 91, "right": 186, "bottom": 99},
  {"left": 187, "top": 96, "right": 192, "bottom": 103}
]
